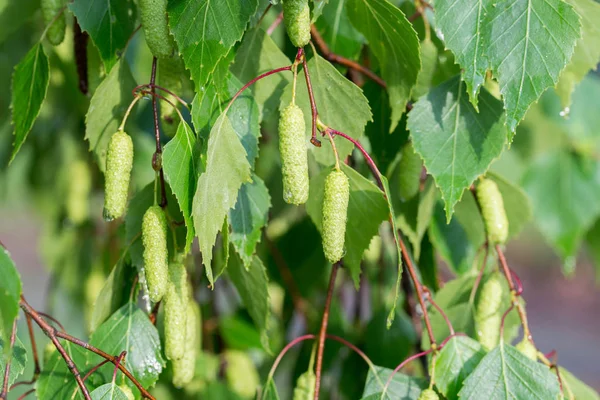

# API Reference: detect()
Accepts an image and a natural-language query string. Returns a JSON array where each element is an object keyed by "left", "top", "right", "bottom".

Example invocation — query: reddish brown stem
[
  {"left": 149, "top": 301, "right": 161, "bottom": 325},
  {"left": 25, "top": 314, "right": 40, "bottom": 380},
  {"left": 266, "top": 12, "right": 283, "bottom": 35},
  {"left": 423, "top": 286, "right": 454, "bottom": 335},
  {"left": 383, "top": 349, "right": 433, "bottom": 395},
  {"left": 17, "top": 389, "right": 35, "bottom": 400},
  {"left": 314, "top": 262, "right": 340, "bottom": 400},
  {"left": 496, "top": 245, "right": 515, "bottom": 292},
  {"left": 38, "top": 312, "right": 66, "bottom": 333},
  {"left": 133, "top": 83, "right": 189, "bottom": 109},
  {"left": 82, "top": 359, "right": 111, "bottom": 382},
  {"left": 0, "top": 320, "right": 18, "bottom": 400},
  {"left": 310, "top": 26, "right": 386, "bottom": 89},
  {"left": 149, "top": 57, "right": 167, "bottom": 208},
  {"left": 301, "top": 50, "right": 322, "bottom": 147}
]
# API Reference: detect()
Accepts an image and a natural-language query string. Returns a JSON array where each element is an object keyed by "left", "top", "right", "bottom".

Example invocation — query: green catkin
[
  {"left": 293, "top": 371, "right": 316, "bottom": 400},
  {"left": 398, "top": 142, "right": 423, "bottom": 201},
  {"left": 418, "top": 388, "right": 440, "bottom": 400},
  {"left": 322, "top": 170, "right": 350, "bottom": 264},
  {"left": 103, "top": 131, "right": 134, "bottom": 221},
  {"left": 164, "top": 262, "right": 189, "bottom": 361},
  {"left": 475, "top": 273, "right": 504, "bottom": 350},
  {"left": 139, "top": 0, "right": 175, "bottom": 59},
  {"left": 224, "top": 350, "right": 260, "bottom": 398},
  {"left": 476, "top": 178, "right": 509, "bottom": 245},
  {"left": 43, "top": 342, "right": 56, "bottom": 365},
  {"left": 282, "top": 0, "right": 311, "bottom": 48},
  {"left": 67, "top": 159, "right": 92, "bottom": 224},
  {"left": 172, "top": 301, "right": 201, "bottom": 388},
  {"left": 279, "top": 103, "right": 309, "bottom": 205},
  {"left": 142, "top": 206, "right": 169, "bottom": 303},
  {"left": 158, "top": 56, "right": 185, "bottom": 137},
  {"left": 41, "top": 0, "right": 66, "bottom": 46},
  {"left": 516, "top": 338, "right": 537, "bottom": 361},
  {"left": 118, "top": 384, "right": 135, "bottom": 400}
]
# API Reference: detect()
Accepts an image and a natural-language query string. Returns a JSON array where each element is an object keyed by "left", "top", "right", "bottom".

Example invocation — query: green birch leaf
[
  {"left": 560, "top": 367, "right": 600, "bottom": 400},
  {"left": 90, "top": 383, "right": 130, "bottom": 400},
  {"left": 231, "top": 28, "right": 291, "bottom": 120},
  {"left": 361, "top": 366, "right": 426, "bottom": 400},
  {"left": 483, "top": 0, "right": 581, "bottom": 131},
  {"left": 37, "top": 340, "right": 90, "bottom": 400},
  {"left": 0, "top": 247, "right": 21, "bottom": 346},
  {"left": 522, "top": 150, "right": 600, "bottom": 263},
  {"left": 315, "top": 0, "right": 364, "bottom": 60},
  {"left": 227, "top": 254, "right": 271, "bottom": 352},
  {"left": 555, "top": 0, "right": 600, "bottom": 109},
  {"left": 280, "top": 54, "right": 372, "bottom": 165},
  {"left": 69, "top": 0, "right": 136, "bottom": 72},
  {"left": 433, "top": 0, "right": 489, "bottom": 108},
  {"left": 89, "top": 302, "right": 165, "bottom": 388},
  {"left": 434, "top": 336, "right": 485, "bottom": 399},
  {"left": 261, "top": 377, "right": 280, "bottom": 400},
  {"left": 306, "top": 164, "right": 388, "bottom": 287},
  {"left": 413, "top": 39, "right": 439, "bottom": 99},
  {"left": 0, "top": 337, "right": 27, "bottom": 386},
  {"left": 85, "top": 59, "right": 136, "bottom": 173},
  {"left": 163, "top": 120, "right": 202, "bottom": 253},
  {"left": 459, "top": 343, "right": 561, "bottom": 400},
  {"left": 168, "top": 0, "right": 259, "bottom": 90},
  {"left": 408, "top": 76, "right": 507, "bottom": 221},
  {"left": 346, "top": 0, "right": 420, "bottom": 131},
  {"left": 230, "top": 175, "right": 271, "bottom": 268},
  {"left": 10, "top": 43, "right": 49, "bottom": 163},
  {"left": 192, "top": 113, "right": 252, "bottom": 285}
]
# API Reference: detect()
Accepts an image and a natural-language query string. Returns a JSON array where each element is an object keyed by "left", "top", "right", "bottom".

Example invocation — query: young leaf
[
  {"left": 37, "top": 340, "right": 90, "bottom": 400},
  {"left": 89, "top": 302, "right": 165, "bottom": 388},
  {"left": 434, "top": 336, "right": 485, "bottom": 399},
  {"left": 229, "top": 175, "right": 271, "bottom": 267},
  {"left": 262, "top": 377, "right": 281, "bottom": 400},
  {"left": 231, "top": 28, "right": 291, "bottom": 120},
  {"left": 280, "top": 54, "right": 372, "bottom": 165},
  {"left": 483, "top": 0, "right": 581, "bottom": 131},
  {"left": 315, "top": 0, "right": 364, "bottom": 61},
  {"left": 306, "top": 164, "right": 388, "bottom": 287},
  {"left": 346, "top": 0, "right": 420, "bottom": 132},
  {"left": 85, "top": 59, "right": 136, "bottom": 173},
  {"left": 162, "top": 120, "right": 202, "bottom": 253},
  {"left": 90, "top": 383, "right": 131, "bottom": 400},
  {"left": 69, "top": 0, "right": 137, "bottom": 72},
  {"left": 0, "top": 247, "right": 21, "bottom": 346},
  {"left": 361, "top": 365, "right": 426, "bottom": 400},
  {"left": 168, "top": 0, "right": 259, "bottom": 90},
  {"left": 10, "top": 43, "right": 49, "bottom": 163},
  {"left": 459, "top": 343, "right": 561, "bottom": 400},
  {"left": 192, "top": 113, "right": 252, "bottom": 285},
  {"left": 227, "top": 254, "right": 271, "bottom": 352},
  {"left": 522, "top": 150, "right": 600, "bottom": 265},
  {"left": 0, "top": 337, "right": 27, "bottom": 386},
  {"left": 560, "top": 367, "right": 600, "bottom": 400},
  {"left": 408, "top": 76, "right": 507, "bottom": 221},
  {"left": 555, "top": 0, "right": 600, "bottom": 109}
]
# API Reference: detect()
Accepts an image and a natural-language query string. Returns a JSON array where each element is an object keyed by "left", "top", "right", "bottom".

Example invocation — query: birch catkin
[
  {"left": 172, "top": 301, "right": 201, "bottom": 388},
  {"left": 41, "top": 0, "right": 66, "bottom": 46},
  {"left": 164, "top": 261, "right": 189, "bottom": 360},
  {"left": 322, "top": 170, "right": 350, "bottom": 263},
  {"left": 476, "top": 178, "right": 509, "bottom": 245},
  {"left": 142, "top": 205, "right": 168, "bottom": 303},
  {"left": 279, "top": 103, "right": 309, "bottom": 205},
  {"left": 103, "top": 131, "right": 134, "bottom": 221},
  {"left": 475, "top": 273, "right": 504, "bottom": 350},
  {"left": 139, "top": 0, "right": 175, "bottom": 59},
  {"left": 282, "top": 0, "right": 311, "bottom": 48}
]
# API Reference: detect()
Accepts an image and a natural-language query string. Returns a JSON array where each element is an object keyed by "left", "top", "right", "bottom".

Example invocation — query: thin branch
[
  {"left": 150, "top": 57, "right": 167, "bottom": 208},
  {"left": 496, "top": 245, "right": 515, "bottom": 292},
  {"left": 17, "top": 389, "right": 35, "bottom": 400},
  {"left": 38, "top": 312, "right": 67, "bottom": 333},
  {"left": 310, "top": 25, "right": 386, "bottom": 88},
  {"left": 0, "top": 320, "right": 17, "bottom": 400},
  {"left": 226, "top": 66, "right": 292, "bottom": 112},
  {"left": 19, "top": 299, "right": 92, "bottom": 400},
  {"left": 301, "top": 50, "right": 322, "bottom": 147},
  {"left": 82, "top": 359, "right": 111, "bottom": 383},
  {"left": 26, "top": 314, "right": 40, "bottom": 379},
  {"left": 314, "top": 262, "right": 340, "bottom": 400},
  {"left": 266, "top": 12, "right": 283, "bottom": 36}
]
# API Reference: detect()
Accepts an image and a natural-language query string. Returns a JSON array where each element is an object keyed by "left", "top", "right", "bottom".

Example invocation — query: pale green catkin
[
  {"left": 67, "top": 159, "right": 92, "bottom": 224},
  {"left": 418, "top": 388, "right": 440, "bottom": 400},
  {"left": 41, "top": 0, "right": 66, "bottom": 46},
  {"left": 142, "top": 206, "right": 169, "bottom": 303},
  {"left": 224, "top": 351, "right": 260, "bottom": 398},
  {"left": 293, "top": 371, "right": 316, "bottom": 400},
  {"left": 103, "top": 131, "right": 134, "bottom": 221},
  {"left": 140, "top": 0, "right": 175, "bottom": 59},
  {"left": 164, "top": 262, "right": 189, "bottom": 361},
  {"left": 476, "top": 178, "right": 509, "bottom": 245},
  {"left": 322, "top": 170, "right": 350, "bottom": 264},
  {"left": 282, "top": 0, "right": 311, "bottom": 47},
  {"left": 398, "top": 142, "right": 423, "bottom": 201},
  {"left": 516, "top": 338, "right": 537, "bottom": 361},
  {"left": 475, "top": 273, "right": 504, "bottom": 350},
  {"left": 159, "top": 56, "right": 185, "bottom": 137},
  {"left": 279, "top": 103, "right": 309, "bottom": 205},
  {"left": 172, "top": 301, "right": 201, "bottom": 388}
]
